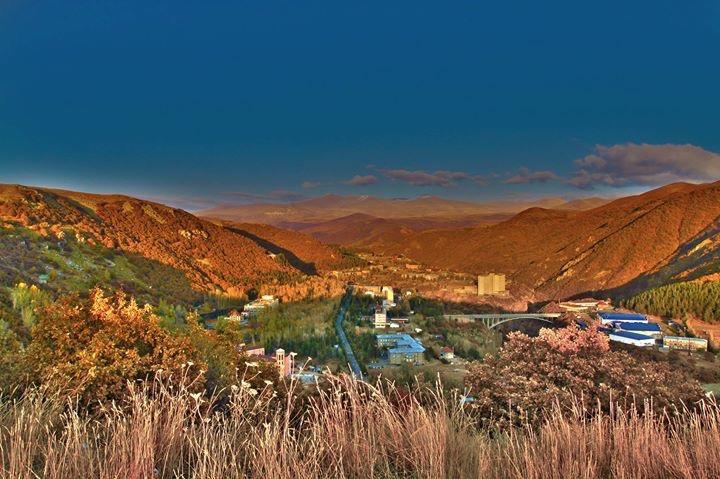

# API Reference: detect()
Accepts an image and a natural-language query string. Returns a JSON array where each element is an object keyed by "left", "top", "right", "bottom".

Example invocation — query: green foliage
[
  {"left": 0, "top": 225, "right": 199, "bottom": 310},
  {"left": 9, "top": 283, "right": 49, "bottom": 333},
  {"left": 346, "top": 330, "right": 379, "bottom": 366},
  {"left": 0, "top": 289, "right": 280, "bottom": 404},
  {"left": 409, "top": 296, "right": 445, "bottom": 318},
  {"left": 623, "top": 281, "right": 720, "bottom": 323},
  {"left": 229, "top": 299, "right": 343, "bottom": 362},
  {"left": 409, "top": 296, "right": 495, "bottom": 318},
  {"left": 0, "top": 319, "right": 22, "bottom": 391},
  {"left": 156, "top": 299, "right": 190, "bottom": 331}
]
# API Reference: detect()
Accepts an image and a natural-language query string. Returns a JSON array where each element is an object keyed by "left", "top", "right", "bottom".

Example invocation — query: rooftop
[
  {"left": 616, "top": 322, "right": 660, "bottom": 332},
  {"left": 377, "top": 333, "right": 426, "bottom": 354},
  {"left": 599, "top": 312, "right": 647, "bottom": 321},
  {"left": 664, "top": 336, "right": 708, "bottom": 344},
  {"left": 609, "top": 331, "right": 656, "bottom": 341}
]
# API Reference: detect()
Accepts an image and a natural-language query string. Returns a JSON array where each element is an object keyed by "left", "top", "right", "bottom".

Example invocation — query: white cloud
[
  {"left": 344, "top": 175, "right": 378, "bottom": 186},
  {"left": 569, "top": 143, "right": 720, "bottom": 189},
  {"left": 504, "top": 167, "right": 559, "bottom": 185},
  {"left": 380, "top": 169, "right": 486, "bottom": 187}
]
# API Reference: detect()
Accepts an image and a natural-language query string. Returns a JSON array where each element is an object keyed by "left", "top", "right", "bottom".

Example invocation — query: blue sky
[{"left": 1, "top": 1, "right": 719, "bottom": 209}]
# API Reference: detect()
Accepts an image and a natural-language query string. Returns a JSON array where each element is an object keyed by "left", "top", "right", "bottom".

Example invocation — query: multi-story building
[
  {"left": 381, "top": 286, "right": 394, "bottom": 303},
  {"left": 663, "top": 336, "right": 708, "bottom": 352},
  {"left": 376, "top": 333, "right": 426, "bottom": 364},
  {"left": 275, "top": 348, "right": 296, "bottom": 377},
  {"left": 374, "top": 306, "right": 388, "bottom": 328},
  {"left": 243, "top": 295, "right": 280, "bottom": 315},
  {"left": 477, "top": 273, "right": 506, "bottom": 296}
]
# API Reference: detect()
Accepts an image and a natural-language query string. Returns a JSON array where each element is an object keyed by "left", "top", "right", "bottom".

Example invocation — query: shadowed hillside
[{"left": 210, "top": 221, "right": 360, "bottom": 274}]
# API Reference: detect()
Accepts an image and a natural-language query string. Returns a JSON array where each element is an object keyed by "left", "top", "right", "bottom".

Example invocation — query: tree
[
  {"left": 623, "top": 281, "right": 720, "bottom": 323},
  {"left": 26, "top": 288, "right": 205, "bottom": 405},
  {"left": 465, "top": 325, "right": 704, "bottom": 428},
  {"left": 9, "top": 282, "right": 49, "bottom": 336}
]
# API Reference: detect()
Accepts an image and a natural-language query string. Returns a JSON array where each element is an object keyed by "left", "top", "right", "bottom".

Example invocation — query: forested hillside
[
  {"left": 0, "top": 185, "right": 349, "bottom": 300},
  {"left": 369, "top": 181, "right": 720, "bottom": 300},
  {"left": 623, "top": 281, "right": 720, "bottom": 323}
]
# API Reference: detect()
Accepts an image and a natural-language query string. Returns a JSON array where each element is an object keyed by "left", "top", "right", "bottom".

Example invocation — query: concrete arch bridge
[{"left": 443, "top": 313, "right": 562, "bottom": 329}]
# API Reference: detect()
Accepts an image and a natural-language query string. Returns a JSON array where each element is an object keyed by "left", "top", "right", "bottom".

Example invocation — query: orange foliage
[
  {"left": 26, "top": 289, "right": 205, "bottom": 404},
  {"left": 260, "top": 276, "right": 345, "bottom": 302}
]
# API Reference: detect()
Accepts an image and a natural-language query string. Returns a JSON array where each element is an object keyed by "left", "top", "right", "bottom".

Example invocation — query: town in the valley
[{"left": 214, "top": 266, "right": 712, "bottom": 389}]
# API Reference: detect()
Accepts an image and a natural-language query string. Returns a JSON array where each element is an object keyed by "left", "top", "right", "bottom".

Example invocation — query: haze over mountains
[
  {"left": 199, "top": 194, "right": 610, "bottom": 224},
  {"left": 201, "top": 182, "right": 720, "bottom": 300},
  {"left": 199, "top": 194, "right": 611, "bottom": 245},
  {"left": 376, "top": 182, "right": 720, "bottom": 299}
]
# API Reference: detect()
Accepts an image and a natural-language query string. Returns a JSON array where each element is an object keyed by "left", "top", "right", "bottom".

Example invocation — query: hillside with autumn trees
[
  {"left": 365, "top": 181, "right": 720, "bottom": 299},
  {"left": 0, "top": 185, "right": 351, "bottom": 300}
]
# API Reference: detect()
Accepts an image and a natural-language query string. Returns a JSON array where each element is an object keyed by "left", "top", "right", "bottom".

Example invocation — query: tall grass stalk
[{"left": 1, "top": 376, "right": 719, "bottom": 479}]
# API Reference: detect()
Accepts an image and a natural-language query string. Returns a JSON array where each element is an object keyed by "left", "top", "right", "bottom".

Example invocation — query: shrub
[
  {"left": 465, "top": 325, "right": 704, "bottom": 427},
  {"left": 24, "top": 289, "right": 205, "bottom": 405}
]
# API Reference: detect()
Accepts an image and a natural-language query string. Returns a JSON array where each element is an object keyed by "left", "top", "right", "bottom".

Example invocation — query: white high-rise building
[{"left": 374, "top": 306, "right": 388, "bottom": 328}]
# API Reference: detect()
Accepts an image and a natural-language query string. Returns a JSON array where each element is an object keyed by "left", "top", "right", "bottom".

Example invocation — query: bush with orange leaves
[
  {"left": 24, "top": 288, "right": 206, "bottom": 405},
  {"left": 465, "top": 325, "right": 704, "bottom": 428}
]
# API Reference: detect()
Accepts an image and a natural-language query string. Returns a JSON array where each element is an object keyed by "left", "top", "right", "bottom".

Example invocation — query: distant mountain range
[
  {"left": 199, "top": 194, "right": 611, "bottom": 247},
  {"left": 200, "top": 185, "right": 720, "bottom": 300},
  {"left": 199, "top": 194, "right": 610, "bottom": 225}
]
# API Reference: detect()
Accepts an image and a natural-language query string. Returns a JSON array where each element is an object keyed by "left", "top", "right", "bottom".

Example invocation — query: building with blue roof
[
  {"left": 609, "top": 330, "right": 656, "bottom": 347},
  {"left": 377, "top": 333, "right": 426, "bottom": 364},
  {"left": 615, "top": 321, "right": 661, "bottom": 338},
  {"left": 598, "top": 311, "right": 648, "bottom": 324}
]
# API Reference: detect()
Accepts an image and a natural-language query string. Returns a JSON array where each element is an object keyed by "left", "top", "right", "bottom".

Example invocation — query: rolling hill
[
  {"left": 4, "top": 182, "right": 716, "bottom": 304},
  {"left": 0, "top": 185, "right": 347, "bottom": 297},
  {"left": 367, "top": 182, "right": 720, "bottom": 300}
]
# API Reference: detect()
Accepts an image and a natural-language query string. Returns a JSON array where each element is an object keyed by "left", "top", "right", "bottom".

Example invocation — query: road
[{"left": 335, "top": 289, "right": 363, "bottom": 379}]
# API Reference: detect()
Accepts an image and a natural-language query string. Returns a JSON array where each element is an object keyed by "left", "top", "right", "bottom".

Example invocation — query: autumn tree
[
  {"left": 465, "top": 325, "right": 704, "bottom": 428},
  {"left": 26, "top": 288, "right": 205, "bottom": 405}
]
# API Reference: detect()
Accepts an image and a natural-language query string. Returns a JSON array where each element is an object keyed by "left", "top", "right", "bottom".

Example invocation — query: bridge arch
[{"left": 443, "top": 313, "right": 561, "bottom": 329}]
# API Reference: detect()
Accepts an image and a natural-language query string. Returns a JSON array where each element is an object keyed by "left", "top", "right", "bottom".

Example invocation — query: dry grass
[{"left": 1, "top": 376, "right": 719, "bottom": 479}]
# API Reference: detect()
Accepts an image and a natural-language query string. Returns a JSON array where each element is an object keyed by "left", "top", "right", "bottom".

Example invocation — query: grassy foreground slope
[{"left": 1, "top": 376, "right": 719, "bottom": 479}]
